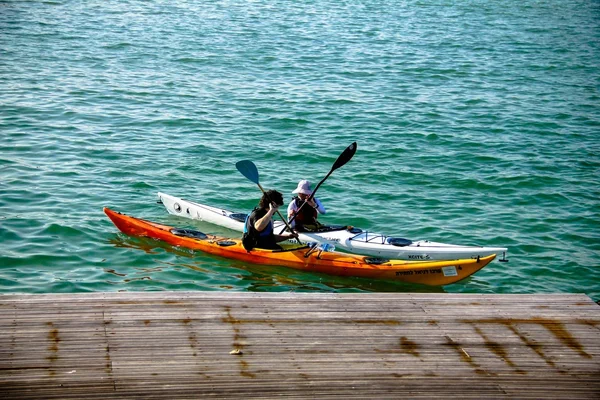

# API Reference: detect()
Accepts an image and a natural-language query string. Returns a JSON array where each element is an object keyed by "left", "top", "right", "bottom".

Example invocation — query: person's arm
[
  {"left": 274, "top": 233, "right": 295, "bottom": 243},
  {"left": 254, "top": 204, "right": 278, "bottom": 232},
  {"left": 313, "top": 198, "right": 326, "bottom": 215},
  {"left": 287, "top": 200, "right": 296, "bottom": 218},
  {"left": 287, "top": 200, "right": 297, "bottom": 227}
]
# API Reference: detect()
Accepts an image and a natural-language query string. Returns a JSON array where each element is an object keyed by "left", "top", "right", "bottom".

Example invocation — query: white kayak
[{"left": 157, "top": 192, "right": 509, "bottom": 262}]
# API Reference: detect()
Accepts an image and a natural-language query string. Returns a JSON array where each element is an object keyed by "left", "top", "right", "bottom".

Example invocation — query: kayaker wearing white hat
[{"left": 287, "top": 179, "right": 327, "bottom": 232}]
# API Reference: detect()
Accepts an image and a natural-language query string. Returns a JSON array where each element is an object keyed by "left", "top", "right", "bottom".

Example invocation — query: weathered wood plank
[{"left": 0, "top": 292, "right": 598, "bottom": 399}]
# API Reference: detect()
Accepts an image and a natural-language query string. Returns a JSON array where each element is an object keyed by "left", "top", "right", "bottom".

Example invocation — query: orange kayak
[{"left": 104, "top": 208, "right": 495, "bottom": 286}]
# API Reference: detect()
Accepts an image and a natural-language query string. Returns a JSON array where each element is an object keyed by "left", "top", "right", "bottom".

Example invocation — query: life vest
[
  {"left": 293, "top": 197, "right": 318, "bottom": 226},
  {"left": 244, "top": 208, "right": 279, "bottom": 250},
  {"left": 259, "top": 220, "right": 274, "bottom": 237}
]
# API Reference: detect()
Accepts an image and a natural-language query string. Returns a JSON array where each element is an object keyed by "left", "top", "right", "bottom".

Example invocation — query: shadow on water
[{"left": 106, "top": 234, "right": 448, "bottom": 293}]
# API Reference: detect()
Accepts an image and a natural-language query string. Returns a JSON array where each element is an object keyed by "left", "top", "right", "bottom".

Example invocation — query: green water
[{"left": 1, "top": 0, "right": 599, "bottom": 300}]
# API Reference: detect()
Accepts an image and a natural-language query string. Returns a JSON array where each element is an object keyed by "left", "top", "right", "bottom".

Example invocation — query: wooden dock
[{"left": 1, "top": 292, "right": 599, "bottom": 399}]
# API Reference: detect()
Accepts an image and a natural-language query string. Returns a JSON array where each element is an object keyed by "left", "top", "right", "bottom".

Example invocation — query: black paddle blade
[
  {"left": 236, "top": 160, "right": 259, "bottom": 184},
  {"left": 331, "top": 142, "right": 357, "bottom": 172},
  {"left": 309, "top": 141, "right": 358, "bottom": 199}
]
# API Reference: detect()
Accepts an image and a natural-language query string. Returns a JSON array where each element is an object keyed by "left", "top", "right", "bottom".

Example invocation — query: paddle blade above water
[
  {"left": 236, "top": 160, "right": 260, "bottom": 184},
  {"left": 331, "top": 142, "right": 357, "bottom": 172},
  {"left": 309, "top": 142, "right": 358, "bottom": 200}
]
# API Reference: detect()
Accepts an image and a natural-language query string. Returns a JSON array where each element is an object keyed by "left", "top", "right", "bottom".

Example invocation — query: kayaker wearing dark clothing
[
  {"left": 287, "top": 180, "right": 327, "bottom": 232},
  {"left": 247, "top": 189, "right": 295, "bottom": 250}
]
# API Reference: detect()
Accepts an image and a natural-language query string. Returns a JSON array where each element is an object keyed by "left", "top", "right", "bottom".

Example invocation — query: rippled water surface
[{"left": 1, "top": 0, "right": 599, "bottom": 300}]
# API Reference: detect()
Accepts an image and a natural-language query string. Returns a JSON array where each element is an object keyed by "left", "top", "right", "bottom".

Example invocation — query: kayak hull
[
  {"left": 157, "top": 192, "right": 508, "bottom": 261},
  {"left": 104, "top": 207, "right": 496, "bottom": 286}
]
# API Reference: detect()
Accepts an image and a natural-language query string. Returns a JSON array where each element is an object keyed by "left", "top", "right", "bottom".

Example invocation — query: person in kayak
[
  {"left": 247, "top": 189, "right": 295, "bottom": 250},
  {"left": 287, "top": 179, "right": 327, "bottom": 232}
]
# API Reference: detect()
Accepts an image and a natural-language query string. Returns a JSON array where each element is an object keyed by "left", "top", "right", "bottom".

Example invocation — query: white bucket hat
[{"left": 292, "top": 180, "right": 313, "bottom": 195}]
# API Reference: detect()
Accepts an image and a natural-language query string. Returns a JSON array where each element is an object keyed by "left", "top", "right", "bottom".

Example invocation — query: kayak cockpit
[
  {"left": 228, "top": 213, "right": 248, "bottom": 223},
  {"left": 170, "top": 228, "right": 208, "bottom": 240},
  {"left": 306, "top": 225, "right": 362, "bottom": 234},
  {"left": 349, "top": 232, "right": 413, "bottom": 247},
  {"left": 171, "top": 229, "right": 235, "bottom": 247}
]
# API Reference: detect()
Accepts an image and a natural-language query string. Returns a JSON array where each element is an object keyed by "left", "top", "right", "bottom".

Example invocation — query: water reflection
[{"left": 104, "top": 269, "right": 126, "bottom": 277}]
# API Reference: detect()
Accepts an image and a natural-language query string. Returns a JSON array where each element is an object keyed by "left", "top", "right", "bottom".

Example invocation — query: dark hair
[{"left": 258, "top": 190, "right": 284, "bottom": 210}]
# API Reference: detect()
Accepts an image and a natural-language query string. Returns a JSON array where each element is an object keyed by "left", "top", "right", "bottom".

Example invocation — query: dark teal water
[{"left": 1, "top": 0, "right": 599, "bottom": 299}]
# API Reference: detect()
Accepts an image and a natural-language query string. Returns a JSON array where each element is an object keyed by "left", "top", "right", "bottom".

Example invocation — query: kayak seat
[
  {"left": 387, "top": 237, "right": 413, "bottom": 247},
  {"left": 171, "top": 229, "right": 207, "bottom": 240},
  {"left": 229, "top": 213, "right": 248, "bottom": 223}
]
